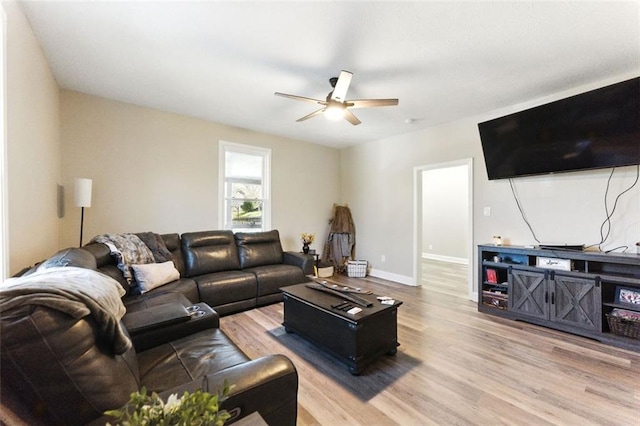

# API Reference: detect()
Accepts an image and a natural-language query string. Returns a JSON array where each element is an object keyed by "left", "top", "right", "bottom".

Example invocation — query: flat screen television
[{"left": 478, "top": 77, "right": 640, "bottom": 180}]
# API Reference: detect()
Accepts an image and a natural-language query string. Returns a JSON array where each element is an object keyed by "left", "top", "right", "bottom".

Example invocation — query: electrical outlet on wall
[
  {"left": 380, "top": 255, "right": 386, "bottom": 262},
  {"left": 428, "top": 245, "right": 433, "bottom": 250}
]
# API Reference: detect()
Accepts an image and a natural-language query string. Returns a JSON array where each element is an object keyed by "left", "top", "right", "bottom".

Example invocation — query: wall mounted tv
[{"left": 478, "top": 77, "right": 640, "bottom": 180}]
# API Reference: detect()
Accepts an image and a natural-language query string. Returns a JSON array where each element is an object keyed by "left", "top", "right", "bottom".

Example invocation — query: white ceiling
[{"left": 18, "top": 1, "right": 640, "bottom": 149}]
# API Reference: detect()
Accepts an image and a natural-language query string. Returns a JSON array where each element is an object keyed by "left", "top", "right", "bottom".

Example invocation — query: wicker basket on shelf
[{"left": 606, "top": 312, "right": 640, "bottom": 340}]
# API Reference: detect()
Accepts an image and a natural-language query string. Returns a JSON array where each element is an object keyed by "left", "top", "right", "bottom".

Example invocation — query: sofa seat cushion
[
  {"left": 137, "top": 328, "right": 249, "bottom": 393},
  {"left": 158, "top": 355, "right": 299, "bottom": 426},
  {"left": 195, "top": 270, "right": 257, "bottom": 307},
  {"left": 245, "top": 264, "right": 307, "bottom": 297}
]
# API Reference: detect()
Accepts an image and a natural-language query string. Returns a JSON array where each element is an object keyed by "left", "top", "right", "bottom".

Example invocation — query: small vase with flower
[{"left": 301, "top": 233, "right": 315, "bottom": 254}]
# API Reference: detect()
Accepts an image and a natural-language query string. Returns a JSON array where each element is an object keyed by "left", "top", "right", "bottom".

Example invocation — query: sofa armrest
[
  {"left": 161, "top": 354, "right": 298, "bottom": 426},
  {"left": 283, "top": 251, "right": 314, "bottom": 276},
  {"left": 122, "top": 303, "right": 191, "bottom": 335},
  {"left": 124, "top": 290, "right": 193, "bottom": 312},
  {"left": 88, "top": 355, "right": 297, "bottom": 426},
  {"left": 125, "top": 303, "right": 220, "bottom": 352}
]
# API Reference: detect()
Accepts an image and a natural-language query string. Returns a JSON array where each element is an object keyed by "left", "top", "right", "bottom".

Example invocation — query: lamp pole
[{"left": 79, "top": 206, "right": 85, "bottom": 247}]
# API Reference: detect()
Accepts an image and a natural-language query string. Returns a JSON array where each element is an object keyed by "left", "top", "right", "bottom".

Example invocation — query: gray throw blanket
[
  {"left": 0, "top": 266, "right": 130, "bottom": 354},
  {"left": 90, "top": 233, "right": 155, "bottom": 284},
  {"left": 135, "top": 232, "right": 173, "bottom": 263}
]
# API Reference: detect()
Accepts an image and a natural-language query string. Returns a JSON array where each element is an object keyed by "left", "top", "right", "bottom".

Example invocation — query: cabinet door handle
[
  {"left": 545, "top": 291, "right": 548, "bottom": 303},
  {"left": 551, "top": 292, "right": 555, "bottom": 305}
]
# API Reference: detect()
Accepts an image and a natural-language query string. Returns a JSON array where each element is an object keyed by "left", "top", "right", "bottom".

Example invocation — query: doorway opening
[{"left": 414, "top": 159, "right": 473, "bottom": 299}]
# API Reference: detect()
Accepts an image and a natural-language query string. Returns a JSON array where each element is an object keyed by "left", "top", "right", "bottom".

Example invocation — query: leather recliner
[
  {"left": 0, "top": 248, "right": 298, "bottom": 426},
  {"left": 235, "top": 230, "right": 308, "bottom": 306}
]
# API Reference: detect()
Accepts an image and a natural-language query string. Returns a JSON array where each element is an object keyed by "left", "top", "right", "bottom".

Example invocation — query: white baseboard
[
  {"left": 368, "top": 268, "right": 418, "bottom": 286},
  {"left": 422, "top": 253, "right": 469, "bottom": 265}
]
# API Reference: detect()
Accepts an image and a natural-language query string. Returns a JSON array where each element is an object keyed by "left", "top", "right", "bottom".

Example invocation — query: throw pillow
[{"left": 131, "top": 261, "right": 180, "bottom": 294}]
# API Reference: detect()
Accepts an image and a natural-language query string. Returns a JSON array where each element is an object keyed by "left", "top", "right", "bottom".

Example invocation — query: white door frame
[
  {"left": 0, "top": 6, "right": 7, "bottom": 280},
  {"left": 413, "top": 158, "right": 474, "bottom": 299}
]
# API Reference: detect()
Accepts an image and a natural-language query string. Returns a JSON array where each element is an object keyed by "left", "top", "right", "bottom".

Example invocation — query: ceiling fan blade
[
  {"left": 348, "top": 99, "right": 399, "bottom": 109},
  {"left": 344, "top": 109, "right": 361, "bottom": 126},
  {"left": 275, "top": 92, "right": 324, "bottom": 104},
  {"left": 331, "top": 70, "right": 353, "bottom": 102},
  {"left": 296, "top": 108, "right": 326, "bottom": 122}
]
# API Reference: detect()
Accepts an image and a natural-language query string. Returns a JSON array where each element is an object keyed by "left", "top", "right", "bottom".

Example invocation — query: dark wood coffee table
[{"left": 281, "top": 282, "right": 402, "bottom": 375}]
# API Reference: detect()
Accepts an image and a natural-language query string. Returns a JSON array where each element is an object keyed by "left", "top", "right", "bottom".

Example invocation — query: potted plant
[{"left": 105, "top": 382, "right": 232, "bottom": 426}]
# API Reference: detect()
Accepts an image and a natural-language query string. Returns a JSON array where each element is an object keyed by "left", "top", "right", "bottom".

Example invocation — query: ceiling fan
[{"left": 274, "top": 70, "right": 399, "bottom": 126}]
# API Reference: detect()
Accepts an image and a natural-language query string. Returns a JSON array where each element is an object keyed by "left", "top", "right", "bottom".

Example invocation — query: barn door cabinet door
[
  {"left": 551, "top": 273, "right": 601, "bottom": 332},
  {"left": 508, "top": 266, "right": 601, "bottom": 331},
  {"left": 508, "top": 267, "right": 549, "bottom": 320}
]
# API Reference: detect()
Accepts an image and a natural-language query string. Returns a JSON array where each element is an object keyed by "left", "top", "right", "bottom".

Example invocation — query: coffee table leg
[{"left": 387, "top": 347, "right": 398, "bottom": 355}]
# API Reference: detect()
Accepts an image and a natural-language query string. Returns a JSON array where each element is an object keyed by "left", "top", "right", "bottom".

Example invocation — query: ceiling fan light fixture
[
  {"left": 324, "top": 104, "right": 345, "bottom": 121},
  {"left": 275, "top": 70, "right": 398, "bottom": 126}
]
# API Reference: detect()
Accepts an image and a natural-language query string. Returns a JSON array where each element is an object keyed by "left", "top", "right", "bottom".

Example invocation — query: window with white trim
[{"left": 219, "top": 141, "right": 271, "bottom": 232}]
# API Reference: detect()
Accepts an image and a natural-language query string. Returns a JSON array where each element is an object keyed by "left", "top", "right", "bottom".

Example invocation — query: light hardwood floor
[{"left": 220, "top": 260, "right": 640, "bottom": 425}]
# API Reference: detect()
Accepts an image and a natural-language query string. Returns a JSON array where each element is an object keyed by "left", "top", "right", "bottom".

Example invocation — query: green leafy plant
[
  {"left": 105, "top": 381, "right": 233, "bottom": 426},
  {"left": 240, "top": 200, "right": 256, "bottom": 213}
]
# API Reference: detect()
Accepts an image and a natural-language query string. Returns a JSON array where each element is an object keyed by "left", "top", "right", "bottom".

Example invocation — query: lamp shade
[{"left": 74, "top": 178, "right": 92, "bottom": 208}]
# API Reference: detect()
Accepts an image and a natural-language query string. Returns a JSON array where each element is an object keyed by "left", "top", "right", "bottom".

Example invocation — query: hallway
[{"left": 420, "top": 258, "right": 468, "bottom": 298}]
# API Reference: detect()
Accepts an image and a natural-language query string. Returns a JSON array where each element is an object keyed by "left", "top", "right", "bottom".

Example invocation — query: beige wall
[
  {"left": 4, "top": 1, "right": 60, "bottom": 275},
  {"left": 4, "top": 0, "right": 340, "bottom": 268},
  {"left": 59, "top": 91, "right": 341, "bottom": 252},
  {"left": 341, "top": 116, "right": 481, "bottom": 285},
  {"left": 342, "top": 72, "right": 640, "bottom": 289}
]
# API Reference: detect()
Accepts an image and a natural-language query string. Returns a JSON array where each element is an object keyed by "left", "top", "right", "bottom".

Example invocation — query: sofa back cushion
[
  {"left": 181, "top": 231, "right": 241, "bottom": 277},
  {"left": 161, "top": 233, "right": 186, "bottom": 277},
  {"left": 235, "top": 230, "right": 284, "bottom": 269},
  {"left": 0, "top": 306, "right": 140, "bottom": 425},
  {"left": 81, "top": 234, "right": 182, "bottom": 296},
  {"left": 37, "top": 247, "right": 98, "bottom": 271},
  {"left": 83, "top": 243, "right": 132, "bottom": 293}
]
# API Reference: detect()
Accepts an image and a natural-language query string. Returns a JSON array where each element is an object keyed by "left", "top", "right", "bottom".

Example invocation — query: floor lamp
[{"left": 74, "top": 178, "right": 92, "bottom": 247}]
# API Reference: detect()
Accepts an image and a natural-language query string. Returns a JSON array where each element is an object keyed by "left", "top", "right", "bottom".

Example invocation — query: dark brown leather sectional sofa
[{"left": 0, "top": 229, "right": 311, "bottom": 425}]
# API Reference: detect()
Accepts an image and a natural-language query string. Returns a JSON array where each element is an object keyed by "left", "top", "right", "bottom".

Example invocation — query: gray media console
[{"left": 478, "top": 244, "right": 640, "bottom": 351}]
